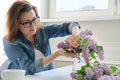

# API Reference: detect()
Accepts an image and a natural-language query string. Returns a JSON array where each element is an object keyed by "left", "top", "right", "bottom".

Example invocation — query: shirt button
[
  {"left": 17, "top": 58, "right": 20, "bottom": 60},
  {"left": 44, "top": 54, "right": 47, "bottom": 56}
]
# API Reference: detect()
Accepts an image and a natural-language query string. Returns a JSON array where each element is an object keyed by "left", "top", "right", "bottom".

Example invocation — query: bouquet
[{"left": 57, "top": 29, "right": 120, "bottom": 80}]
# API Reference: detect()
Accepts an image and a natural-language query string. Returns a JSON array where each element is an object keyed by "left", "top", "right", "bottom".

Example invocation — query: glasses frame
[{"left": 20, "top": 17, "right": 40, "bottom": 28}]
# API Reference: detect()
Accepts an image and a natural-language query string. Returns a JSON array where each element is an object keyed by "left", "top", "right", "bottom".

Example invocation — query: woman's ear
[{"left": 37, "top": 22, "right": 42, "bottom": 29}]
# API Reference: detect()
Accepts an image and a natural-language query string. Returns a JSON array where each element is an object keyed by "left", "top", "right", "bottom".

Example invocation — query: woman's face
[{"left": 19, "top": 9, "right": 39, "bottom": 38}]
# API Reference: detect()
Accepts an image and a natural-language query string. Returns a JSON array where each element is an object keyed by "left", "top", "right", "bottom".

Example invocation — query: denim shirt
[{"left": 3, "top": 22, "right": 80, "bottom": 75}]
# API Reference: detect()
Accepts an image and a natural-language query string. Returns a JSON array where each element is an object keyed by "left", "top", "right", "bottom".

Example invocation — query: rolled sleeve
[{"left": 68, "top": 22, "right": 80, "bottom": 33}]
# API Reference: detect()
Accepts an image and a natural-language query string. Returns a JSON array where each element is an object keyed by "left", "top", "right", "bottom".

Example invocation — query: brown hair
[{"left": 6, "top": 0, "right": 40, "bottom": 41}]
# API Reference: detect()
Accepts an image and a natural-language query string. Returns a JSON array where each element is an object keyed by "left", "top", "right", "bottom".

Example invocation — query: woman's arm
[
  {"left": 42, "top": 22, "right": 80, "bottom": 38},
  {"left": 42, "top": 48, "right": 75, "bottom": 67},
  {"left": 41, "top": 22, "right": 80, "bottom": 67}
]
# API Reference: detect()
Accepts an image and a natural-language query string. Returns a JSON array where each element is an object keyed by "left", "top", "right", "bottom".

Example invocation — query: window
[
  {"left": 56, "top": 0, "right": 109, "bottom": 12},
  {"left": 49, "top": 0, "right": 116, "bottom": 18},
  {"left": 29, "top": 0, "right": 48, "bottom": 19},
  {"left": 28, "top": 0, "right": 41, "bottom": 14}
]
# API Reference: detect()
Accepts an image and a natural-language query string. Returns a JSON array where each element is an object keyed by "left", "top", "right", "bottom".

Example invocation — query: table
[{"left": 25, "top": 65, "right": 73, "bottom": 80}]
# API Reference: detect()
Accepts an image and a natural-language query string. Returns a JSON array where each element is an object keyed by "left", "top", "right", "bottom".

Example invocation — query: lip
[{"left": 30, "top": 29, "right": 35, "bottom": 31}]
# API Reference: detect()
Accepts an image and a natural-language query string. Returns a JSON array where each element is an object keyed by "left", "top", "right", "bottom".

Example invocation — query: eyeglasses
[{"left": 20, "top": 17, "right": 40, "bottom": 28}]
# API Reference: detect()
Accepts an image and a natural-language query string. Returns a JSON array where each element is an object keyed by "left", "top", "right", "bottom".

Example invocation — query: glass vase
[{"left": 72, "top": 53, "right": 86, "bottom": 72}]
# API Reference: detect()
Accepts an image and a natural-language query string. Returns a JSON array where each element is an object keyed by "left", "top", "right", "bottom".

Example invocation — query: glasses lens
[
  {"left": 33, "top": 18, "right": 37, "bottom": 24},
  {"left": 20, "top": 17, "right": 40, "bottom": 28},
  {"left": 21, "top": 22, "right": 30, "bottom": 28},
  {"left": 35, "top": 17, "right": 40, "bottom": 23}
]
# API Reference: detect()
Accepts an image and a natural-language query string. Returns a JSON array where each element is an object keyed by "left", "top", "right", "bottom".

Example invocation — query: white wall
[{"left": 0, "top": 0, "right": 15, "bottom": 66}]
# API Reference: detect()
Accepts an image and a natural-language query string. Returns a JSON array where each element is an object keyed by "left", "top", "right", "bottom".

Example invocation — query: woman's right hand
[
  {"left": 42, "top": 48, "right": 75, "bottom": 67},
  {"left": 55, "top": 48, "right": 75, "bottom": 58}
]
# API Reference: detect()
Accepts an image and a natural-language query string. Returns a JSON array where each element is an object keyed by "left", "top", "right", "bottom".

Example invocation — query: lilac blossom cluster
[
  {"left": 57, "top": 29, "right": 104, "bottom": 63},
  {"left": 70, "top": 63, "right": 120, "bottom": 80},
  {"left": 57, "top": 29, "right": 120, "bottom": 80}
]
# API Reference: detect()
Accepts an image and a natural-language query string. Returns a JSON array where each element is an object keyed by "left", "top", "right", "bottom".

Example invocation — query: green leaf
[
  {"left": 110, "top": 65, "right": 118, "bottom": 73},
  {"left": 97, "top": 46, "right": 104, "bottom": 51},
  {"left": 83, "top": 38, "right": 89, "bottom": 45},
  {"left": 94, "top": 61, "right": 101, "bottom": 66},
  {"left": 77, "top": 48, "right": 82, "bottom": 53},
  {"left": 77, "top": 37, "right": 81, "bottom": 43},
  {"left": 76, "top": 77, "right": 81, "bottom": 80},
  {"left": 76, "top": 65, "right": 86, "bottom": 76},
  {"left": 89, "top": 49, "right": 96, "bottom": 60},
  {"left": 76, "top": 70, "right": 81, "bottom": 74},
  {"left": 103, "top": 70, "right": 108, "bottom": 75},
  {"left": 86, "top": 63, "right": 91, "bottom": 67}
]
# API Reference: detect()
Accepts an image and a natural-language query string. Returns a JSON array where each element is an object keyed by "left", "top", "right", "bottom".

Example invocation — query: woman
[{"left": 3, "top": 0, "right": 80, "bottom": 75}]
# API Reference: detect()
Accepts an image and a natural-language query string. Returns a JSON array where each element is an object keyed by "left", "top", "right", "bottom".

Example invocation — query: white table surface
[{"left": 25, "top": 65, "right": 73, "bottom": 80}]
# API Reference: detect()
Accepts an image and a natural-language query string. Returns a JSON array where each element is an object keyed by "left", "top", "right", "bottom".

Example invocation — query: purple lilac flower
[
  {"left": 94, "top": 68, "right": 103, "bottom": 79},
  {"left": 70, "top": 72, "right": 78, "bottom": 79},
  {"left": 57, "top": 29, "right": 120, "bottom": 80},
  {"left": 98, "top": 75, "right": 112, "bottom": 80},
  {"left": 114, "top": 76, "right": 120, "bottom": 80},
  {"left": 93, "top": 63, "right": 103, "bottom": 78},
  {"left": 81, "top": 29, "right": 93, "bottom": 36},
  {"left": 114, "top": 69, "right": 120, "bottom": 76},
  {"left": 80, "top": 29, "right": 93, "bottom": 39},
  {"left": 84, "top": 29, "right": 93, "bottom": 36},
  {"left": 82, "top": 47, "right": 91, "bottom": 63},
  {"left": 88, "top": 38, "right": 97, "bottom": 50},
  {"left": 70, "top": 72, "right": 83, "bottom": 79},
  {"left": 101, "top": 64, "right": 112, "bottom": 75},
  {"left": 85, "top": 67, "right": 94, "bottom": 79},
  {"left": 57, "top": 41, "right": 69, "bottom": 49},
  {"left": 98, "top": 75, "right": 120, "bottom": 80},
  {"left": 97, "top": 49, "right": 104, "bottom": 60},
  {"left": 110, "top": 75, "right": 120, "bottom": 80}
]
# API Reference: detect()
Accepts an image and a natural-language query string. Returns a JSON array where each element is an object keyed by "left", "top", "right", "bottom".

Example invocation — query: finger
[{"left": 66, "top": 53, "right": 75, "bottom": 58}]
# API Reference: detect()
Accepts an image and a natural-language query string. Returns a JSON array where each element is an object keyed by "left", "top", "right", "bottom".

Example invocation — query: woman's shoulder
[{"left": 3, "top": 36, "right": 21, "bottom": 47}]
